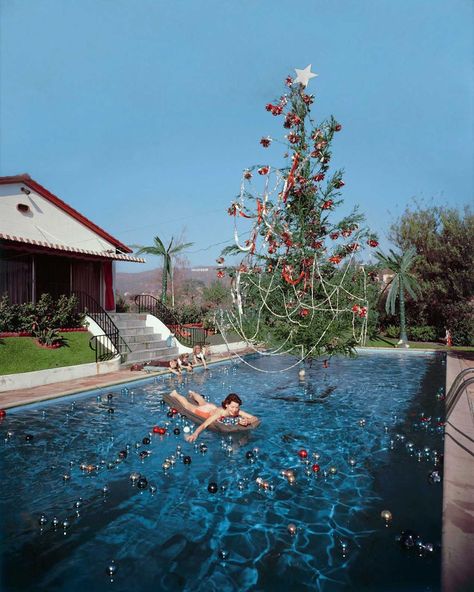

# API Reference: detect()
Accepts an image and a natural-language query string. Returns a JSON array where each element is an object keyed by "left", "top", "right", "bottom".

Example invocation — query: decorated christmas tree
[{"left": 217, "top": 66, "right": 379, "bottom": 363}]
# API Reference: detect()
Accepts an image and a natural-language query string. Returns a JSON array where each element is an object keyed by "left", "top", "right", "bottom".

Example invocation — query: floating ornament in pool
[
  {"left": 129, "top": 472, "right": 141, "bottom": 483},
  {"left": 107, "top": 393, "right": 113, "bottom": 400},
  {"left": 137, "top": 477, "right": 148, "bottom": 489},
  {"left": 166, "top": 411, "right": 174, "bottom": 418},
  {"left": 380, "top": 510, "right": 393, "bottom": 526},
  {"left": 63, "top": 473, "right": 71, "bottom": 481},
  {"left": 149, "top": 484, "right": 157, "bottom": 494},
  {"left": 200, "top": 443, "right": 208, "bottom": 454},
  {"left": 348, "top": 458, "right": 356, "bottom": 467},
  {"left": 142, "top": 437, "right": 151, "bottom": 445},
  {"left": 107, "top": 408, "right": 114, "bottom": 414},
  {"left": 118, "top": 450, "right": 128, "bottom": 460},
  {"left": 162, "top": 461, "right": 171, "bottom": 470},
  {"left": 0, "top": 409, "right": 7, "bottom": 418},
  {"left": 38, "top": 514, "right": 48, "bottom": 526},
  {"left": 218, "top": 550, "right": 229, "bottom": 561},
  {"left": 329, "top": 466, "right": 338, "bottom": 475},
  {"left": 397, "top": 530, "right": 420, "bottom": 550},
  {"left": 102, "top": 485, "right": 109, "bottom": 494},
  {"left": 208, "top": 482, "right": 218, "bottom": 494},
  {"left": 245, "top": 451, "right": 254, "bottom": 460},
  {"left": 183, "top": 426, "right": 191, "bottom": 434},
  {"left": 25, "top": 434, "right": 34, "bottom": 441},
  {"left": 106, "top": 561, "right": 117, "bottom": 577},
  {"left": 139, "top": 451, "right": 150, "bottom": 460},
  {"left": 183, "top": 455, "right": 192, "bottom": 465},
  {"left": 51, "top": 516, "right": 59, "bottom": 528},
  {"left": 298, "top": 449, "right": 308, "bottom": 459},
  {"left": 358, "top": 419, "right": 366, "bottom": 427},
  {"left": 173, "top": 428, "right": 181, "bottom": 435},
  {"left": 287, "top": 523, "right": 297, "bottom": 536},
  {"left": 339, "top": 539, "right": 349, "bottom": 556},
  {"left": 428, "top": 470, "right": 442, "bottom": 484},
  {"left": 312, "top": 464, "right": 320, "bottom": 473},
  {"left": 287, "top": 475, "right": 296, "bottom": 484}
]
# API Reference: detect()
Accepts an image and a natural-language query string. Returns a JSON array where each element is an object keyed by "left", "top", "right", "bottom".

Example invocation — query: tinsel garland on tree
[{"left": 217, "top": 72, "right": 379, "bottom": 360}]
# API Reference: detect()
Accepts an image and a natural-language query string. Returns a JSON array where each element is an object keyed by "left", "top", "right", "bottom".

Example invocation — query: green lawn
[
  {"left": 0, "top": 333, "right": 96, "bottom": 375},
  {"left": 364, "top": 336, "right": 474, "bottom": 352}
]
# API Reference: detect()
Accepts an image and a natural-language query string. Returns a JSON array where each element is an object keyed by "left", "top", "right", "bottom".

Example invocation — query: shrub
[
  {"left": 115, "top": 294, "right": 130, "bottom": 313},
  {"left": 384, "top": 325, "right": 400, "bottom": 339},
  {"left": 33, "top": 327, "right": 67, "bottom": 348},
  {"left": 444, "top": 302, "right": 474, "bottom": 347},
  {"left": 406, "top": 325, "right": 438, "bottom": 342},
  {"left": 174, "top": 303, "right": 205, "bottom": 324}
]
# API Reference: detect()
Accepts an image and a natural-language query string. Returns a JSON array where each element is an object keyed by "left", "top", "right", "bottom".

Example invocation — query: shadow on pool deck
[{"left": 442, "top": 352, "right": 474, "bottom": 592}]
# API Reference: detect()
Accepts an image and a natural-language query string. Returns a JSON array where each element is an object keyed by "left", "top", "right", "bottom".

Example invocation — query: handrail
[
  {"left": 134, "top": 294, "right": 210, "bottom": 348},
  {"left": 72, "top": 291, "right": 130, "bottom": 363},
  {"left": 445, "top": 367, "right": 474, "bottom": 406},
  {"left": 446, "top": 375, "right": 474, "bottom": 420}
]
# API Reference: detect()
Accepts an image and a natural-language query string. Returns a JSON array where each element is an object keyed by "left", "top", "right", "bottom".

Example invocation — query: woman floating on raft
[{"left": 167, "top": 390, "right": 259, "bottom": 441}]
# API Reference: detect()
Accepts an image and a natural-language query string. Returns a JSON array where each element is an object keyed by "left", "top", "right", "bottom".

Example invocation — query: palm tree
[
  {"left": 134, "top": 236, "right": 194, "bottom": 306},
  {"left": 375, "top": 247, "right": 420, "bottom": 348}
]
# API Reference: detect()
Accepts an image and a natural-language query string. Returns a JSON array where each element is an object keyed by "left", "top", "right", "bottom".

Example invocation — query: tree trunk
[
  {"left": 161, "top": 268, "right": 168, "bottom": 305},
  {"left": 398, "top": 281, "right": 409, "bottom": 347}
]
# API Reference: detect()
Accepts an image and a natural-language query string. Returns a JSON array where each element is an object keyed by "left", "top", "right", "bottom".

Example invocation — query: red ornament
[
  {"left": 334, "top": 180, "right": 345, "bottom": 189},
  {"left": 334, "top": 123, "right": 342, "bottom": 132},
  {"left": 152, "top": 426, "right": 161, "bottom": 433},
  {"left": 341, "top": 228, "right": 352, "bottom": 238},
  {"left": 300, "top": 308, "right": 309, "bottom": 317},
  {"left": 0, "top": 409, "right": 6, "bottom": 418},
  {"left": 312, "top": 463, "right": 320, "bottom": 472},
  {"left": 367, "top": 239, "right": 379, "bottom": 248},
  {"left": 260, "top": 137, "right": 271, "bottom": 148},
  {"left": 329, "top": 232, "right": 339, "bottom": 240},
  {"left": 258, "top": 166, "right": 269, "bottom": 175},
  {"left": 287, "top": 132, "right": 300, "bottom": 144},
  {"left": 322, "top": 359, "right": 329, "bottom": 369},
  {"left": 298, "top": 449, "right": 308, "bottom": 459},
  {"left": 322, "top": 200, "right": 333, "bottom": 210},
  {"left": 285, "top": 75, "right": 293, "bottom": 86},
  {"left": 171, "top": 408, "right": 178, "bottom": 415},
  {"left": 313, "top": 173, "right": 325, "bottom": 182},
  {"left": 217, "top": 270, "right": 225, "bottom": 278},
  {"left": 302, "top": 94, "right": 314, "bottom": 105},
  {"left": 243, "top": 170, "right": 252, "bottom": 180},
  {"left": 352, "top": 304, "right": 360, "bottom": 313}
]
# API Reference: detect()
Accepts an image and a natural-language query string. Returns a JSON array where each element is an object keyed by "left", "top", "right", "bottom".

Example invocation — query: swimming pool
[{"left": 0, "top": 351, "right": 445, "bottom": 591}]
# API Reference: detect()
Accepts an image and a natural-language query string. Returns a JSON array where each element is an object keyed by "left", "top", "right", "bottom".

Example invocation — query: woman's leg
[
  {"left": 188, "top": 390, "right": 207, "bottom": 406},
  {"left": 170, "top": 390, "right": 195, "bottom": 413}
]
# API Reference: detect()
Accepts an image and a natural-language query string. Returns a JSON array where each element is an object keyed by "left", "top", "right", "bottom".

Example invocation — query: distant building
[{"left": 0, "top": 174, "right": 144, "bottom": 310}]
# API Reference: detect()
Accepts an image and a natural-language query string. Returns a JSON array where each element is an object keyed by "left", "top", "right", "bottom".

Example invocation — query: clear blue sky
[{"left": 1, "top": 0, "right": 472, "bottom": 272}]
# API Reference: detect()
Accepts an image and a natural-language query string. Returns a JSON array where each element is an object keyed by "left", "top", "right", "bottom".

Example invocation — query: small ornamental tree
[{"left": 217, "top": 70, "right": 379, "bottom": 360}]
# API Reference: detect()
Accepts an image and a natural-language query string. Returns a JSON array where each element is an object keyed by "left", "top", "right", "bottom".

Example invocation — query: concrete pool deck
[{"left": 442, "top": 351, "right": 474, "bottom": 592}]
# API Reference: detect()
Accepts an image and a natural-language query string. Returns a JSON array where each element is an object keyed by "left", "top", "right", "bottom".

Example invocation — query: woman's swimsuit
[{"left": 194, "top": 404, "right": 240, "bottom": 425}]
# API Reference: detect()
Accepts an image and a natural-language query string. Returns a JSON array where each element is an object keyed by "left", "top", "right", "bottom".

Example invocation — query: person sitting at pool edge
[
  {"left": 169, "top": 390, "right": 258, "bottom": 442},
  {"left": 169, "top": 359, "right": 182, "bottom": 376},
  {"left": 178, "top": 353, "right": 193, "bottom": 372},
  {"left": 192, "top": 344, "right": 208, "bottom": 370}
]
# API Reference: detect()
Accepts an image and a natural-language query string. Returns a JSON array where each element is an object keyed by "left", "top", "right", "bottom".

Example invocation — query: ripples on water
[{"left": 0, "top": 352, "right": 445, "bottom": 591}]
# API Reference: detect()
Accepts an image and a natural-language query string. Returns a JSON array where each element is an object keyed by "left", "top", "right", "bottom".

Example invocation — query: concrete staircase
[{"left": 107, "top": 313, "right": 179, "bottom": 365}]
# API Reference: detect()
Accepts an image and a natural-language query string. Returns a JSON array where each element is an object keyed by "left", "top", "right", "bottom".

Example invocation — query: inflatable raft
[{"left": 162, "top": 391, "right": 261, "bottom": 433}]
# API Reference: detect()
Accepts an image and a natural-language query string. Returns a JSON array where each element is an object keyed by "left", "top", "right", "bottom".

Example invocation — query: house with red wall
[{"left": 0, "top": 174, "right": 144, "bottom": 310}]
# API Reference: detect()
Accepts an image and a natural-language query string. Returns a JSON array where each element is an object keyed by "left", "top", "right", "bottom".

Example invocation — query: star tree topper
[{"left": 294, "top": 64, "right": 318, "bottom": 87}]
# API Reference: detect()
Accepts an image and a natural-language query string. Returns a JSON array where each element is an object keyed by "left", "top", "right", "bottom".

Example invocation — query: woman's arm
[
  {"left": 238, "top": 409, "right": 258, "bottom": 425},
  {"left": 185, "top": 409, "right": 222, "bottom": 442}
]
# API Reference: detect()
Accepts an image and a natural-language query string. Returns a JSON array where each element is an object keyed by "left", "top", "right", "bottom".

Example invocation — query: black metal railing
[
  {"left": 72, "top": 291, "right": 130, "bottom": 363},
  {"left": 445, "top": 367, "right": 474, "bottom": 419},
  {"left": 134, "top": 294, "right": 210, "bottom": 348}
]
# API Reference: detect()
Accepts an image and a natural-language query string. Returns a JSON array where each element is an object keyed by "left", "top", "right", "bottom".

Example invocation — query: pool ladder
[{"left": 445, "top": 367, "right": 474, "bottom": 420}]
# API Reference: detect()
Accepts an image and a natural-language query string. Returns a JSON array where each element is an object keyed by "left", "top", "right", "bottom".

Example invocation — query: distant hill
[{"left": 116, "top": 266, "right": 221, "bottom": 295}]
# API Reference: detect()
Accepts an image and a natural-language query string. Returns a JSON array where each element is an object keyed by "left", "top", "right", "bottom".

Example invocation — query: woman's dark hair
[{"left": 221, "top": 393, "right": 242, "bottom": 408}]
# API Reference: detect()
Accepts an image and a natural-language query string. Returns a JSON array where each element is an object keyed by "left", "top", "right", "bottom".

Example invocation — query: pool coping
[{"left": 442, "top": 352, "right": 474, "bottom": 592}]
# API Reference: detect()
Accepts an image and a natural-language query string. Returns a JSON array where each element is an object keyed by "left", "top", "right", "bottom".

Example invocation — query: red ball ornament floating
[
  {"left": 0, "top": 409, "right": 6, "bottom": 418},
  {"left": 323, "top": 360, "right": 329, "bottom": 369},
  {"left": 152, "top": 426, "right": 161, "bottom": 434},
  {"left": 171, "top": 408, "right": 178, "bottom": 415},
  {"left": 298, "top": 449, "right": 308, "bottom": 459},
  {"left": 312, "top": 463, "right": 320, "bottom": 472}
]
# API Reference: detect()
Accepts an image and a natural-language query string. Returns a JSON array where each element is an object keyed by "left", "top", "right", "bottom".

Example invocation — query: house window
[{"left": 0, "top": 252, "right": 32, "bottom": 304}]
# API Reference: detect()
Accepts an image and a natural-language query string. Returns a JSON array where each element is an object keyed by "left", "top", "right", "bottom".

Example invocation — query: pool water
[{"left": 0, "top": 352, "right": 445, "bottom": 592}]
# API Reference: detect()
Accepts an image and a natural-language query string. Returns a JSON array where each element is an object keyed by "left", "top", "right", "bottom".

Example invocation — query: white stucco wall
[
  {"left": 0, "top": 182, "right": 116, "bottom": 253},
  {"left": 144, "top": 314, "right": 192, "bottom": 355}
]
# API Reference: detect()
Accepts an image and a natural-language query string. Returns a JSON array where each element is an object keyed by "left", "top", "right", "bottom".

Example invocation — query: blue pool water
[{"left": 0, "top": 352, "right": 445, "bottom": 592}]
